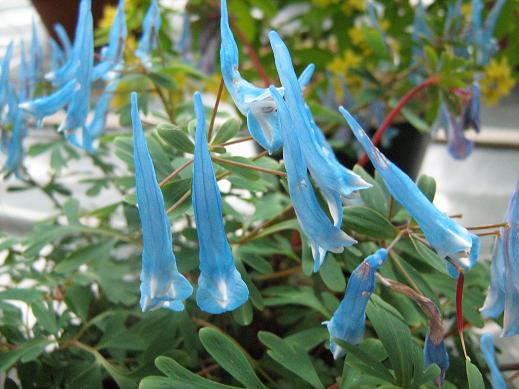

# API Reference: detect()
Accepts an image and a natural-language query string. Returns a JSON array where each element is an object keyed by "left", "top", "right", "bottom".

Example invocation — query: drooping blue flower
[
  {"left": 481, "top": 175, "right": 519, "bottom": 337},
  {"left": 93, "top": 0, "right": 127, "bottom": 80},
  {"left": 192, "top": 91, "right": 248, "bottom": 314},
  {"left": 269, "top": 32, "right": 370, "bottom": 263},
  {"left": 424, "top": 331, "right": 449, "bottom": 386},
  {"left": 19, "top": 79, "right": 77, "bottom": 127},
  {"left": 29, "top": 18, "right": 43, "bottom": 90},
  {"left": 440, "top": 103, "right": 474, "bottom": 160},
  {"left": 340, "top": 106, "right": 480, "bottom": 277},
  {"left": 220, "top": 0, "right": 314, "bottom": 154},
  {"left": 176, "top": 13, "right": 193, "bottom": 62},
  {"left": 323, "top": 248, "right": 388, "bottom": 359},
  {"left": 58, "top": 0, "right": 94, "bottom": 138},
  {"left": 54, "top": 23, "right": 72, "bottom": 58},
  {"left": 131, "top": 92, "right": 192, "bottom": 312},
  {"left": 269, "top": 86, "right": 357, "bottom": 272},
  {"left": 463, "top": 82, "right": 481, "bottom": 134},
  {"left": 83, "top": 79, "right": 120, "bottom": 152},
  {"left": 49, "top": 39, "right": 65, "bottom": 76},
  {"left": 470, "top": 0, "right": 506, "bottom": 65},
  {"left": 45, "top": 2, "right": 90, "bottom": 86},
  {"left": 0, "top": 42, "right": 14, "bottom": 115},
  {"left": 135, "top": 0, "right": 161, "bottom": 69},
  {"left": 480, "top": 333, "right": 509, "bottom": 389}
]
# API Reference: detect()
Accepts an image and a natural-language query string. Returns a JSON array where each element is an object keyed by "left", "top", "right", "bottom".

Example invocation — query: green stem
[{"left": 212, "top": 156, "right": 286, "bottom": 177}]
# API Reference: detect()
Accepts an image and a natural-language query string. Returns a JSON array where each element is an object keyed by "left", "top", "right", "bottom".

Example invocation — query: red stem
[
  {"left": 358, "top": 76, "right": 439, "bottom": 167},
  {"left": 230, "top": 20, "right": 271, "bottom": 87},
  {"left": 456, "top": 272, "right": 469, "bottom": 359}
]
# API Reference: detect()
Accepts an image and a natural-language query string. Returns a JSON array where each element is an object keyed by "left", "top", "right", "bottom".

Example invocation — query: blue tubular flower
[
  {"left": 269, "top": 32, "right": 370, "bottom": 228},
  {"left": 54, "top": 23, "right": 72, "bottom": 58},
  {"left": 270, "top": 86, "right": 356, "bottom": 271},
  {"left": 219, "top": 0, "right": 313, "bottom": 154},
  {"left": 58, "top": 0, "right": 94, "bottom": 137},
  {"left": 29, "top": 18, "right": 43, "bottom": 89},
  {"left": 440, "top": 103, "right": 474, "bottom": 160},
  {"left": 192, "top": 92, "right": 248, "bottom": 314},
  {"left": 83, "top": 79, "right": 119, "bottom": 152},
  {"left": 93, "top": 0, "right": 126, "bottom": 80},
  {"left": 323, "top": 249, "right": 388, "bottom": 359},
  {"left": 49, "top": 39, "right": 65, "bottom": 75},
  {"left": 471, "top": 0, "right": 505, "bottom": 65},
  {"left": 340, "top": 107, "right": 480, "bottom": 277},
  {"left": 480, "top": 333, "right": 509, "bottom": 389},
  {"left": 19, "top": 79, "right": 76, "bottom": 126},
  {"left": 131, "top": 92, "right": 192, "bottom": 312},
  {"left": 0, "top": 42, "right": 14, "bottom": 113},
  {"left": 481, "top": 175, "right": 519, "bottom": 337},
  {"left": 135, "top": 0, "right": 161, "bottom": 69},
  {"left": 463, "top": 82, "right": 481, "bottom": 134},
  {"left": 424, "top": 332, "right": 449, "bottom": 386}
]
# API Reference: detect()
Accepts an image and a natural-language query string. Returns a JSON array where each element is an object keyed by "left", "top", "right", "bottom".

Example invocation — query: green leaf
[
  {"left": 63, "top": 198, "right": 80, "bottom": 225},
  {"left": 417, "top": 174, "right": 436, "bottom": 202},
  {"left": 31, "top": 301, "right": 58, "bottom": 334},
  {"left": 0, "top": 289, "right": 43, "bottom": 303},
  {"left": 0, "top": 340, "right": 49, "bottom": 372},
  {"left": 466, "top": 361, "right": 484, "bottom": 389},
  {"left": 232, "top": 301, "right": 253, "bottom": 326},
  {"left": 65, "top": 284, "right": 93, "bottom": 321},
  {"left": 199, "top": 328, "right": 267, "bottom": 389},
  {"left": 344, "top": 206, "right": 397, "bottom": 239},
  {"left": 55, "top": 240, "right": 115, "bottom": 273},
  {"left": 263, "top": 286, "right": 329, "bottom": 316},
  {"left": 140, "top": 356, "right": 241, "bottom": 389},
  {"left": 148, "top": 72, "right": 176, "bottom": 90},
  {"left": 213, "top": 118, "right": 241, "bottom": 144},
  {"left": 353, "top": 165, "right": 388, "bottom": 215},
  {"left": 156, "top": 124, "right": 194, "bottom": 153},
  {"left": 366, "top": 295, "right": 414, "bottom": 388},
  {"left": 258, "top": 331, "right": 324, "bottom": 389},
  {"left": 408, "top": 236, "right": 448, "bottom": 275},
  {"left": 333, "top": 338, "right": 394, "bottom": 383},
  {"left": 319, "top": 255, "right": 346, "bottom": 292}
]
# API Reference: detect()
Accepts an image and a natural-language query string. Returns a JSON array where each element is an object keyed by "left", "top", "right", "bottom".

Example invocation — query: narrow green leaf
[
  {"left": 344, "top": 206, "right": 397, "bottom": 239},
  {"left": 319, "top": 255, "right": 346, "bottom": 292},
  {"left": 156, "top": 124, "right": 194, "bottom": 153},
  {"left": 31, "top": 301, "right": 58, "bottom": 335},
  {"left": 417, "top": 175, "right": 436, "bottom": 202},
  {"left": 213, "top": 118, "right": 241, "bottom": 144},
  {"left": 55, "top": 240, "right": 115, "bottom": 273},
  {"left": 199, "top": 328, "right": 267, "bottom": 389},
  {"left": 466, "top": 361, "right": 484, "bottom": 389},
  {"left": 258, "top": 331, "right": 324, "bottom": 389}
]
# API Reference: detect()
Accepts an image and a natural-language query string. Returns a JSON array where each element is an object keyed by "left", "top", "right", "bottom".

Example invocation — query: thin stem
[
  {"left": 237, "top": 204, "right": 294, "bottom": 245},
  {"left": 220, "top": 136, "right": 254, "bottom": 147},
  {"left": 229, "top": 21, "right": 270, "bottom": 87},
  {"left": 386, "top": 230, "right": 407, "bottom": 252},
  {"left": 167, "top": 191, "right": 191, "bottom": 214},
  {"left": 389, "top": 251, "right": 421, "bottom": 293},
  {"left": 207, "top": 78, "right": 225, "bottom": 142},
  {"left": 254, "top": 266, "right": 301, "bottom": 281},
  {"left": 358, "top": 75, "right": 440, "bottom": 167},
  {"left": 160, "top": 159, "right": 193, "bottom": 187},
  {"left": 212, "top": 156, "right": 286, "bottom": 177},
  {"left": 166, "top": 151, "right": 270, "bottom": 214},
  {"left": 467, "top": 222, "right": 509, "bottom": 230},
  {"left": 507, "top": 370, "right": 519, "bottom": 384},
  {"left": 456, "top": 272, "right": 470, "bottom": 361},
  {"left": 476, "top": 230, "right": 501, "bottom": 237}
]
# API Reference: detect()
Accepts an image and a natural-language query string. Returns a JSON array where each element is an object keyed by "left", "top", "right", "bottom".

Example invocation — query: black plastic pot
[
  {"left": 31, "top": 0, "right": 117, "bottom": 42},
  {"left": 338, "top": 122, "right": 431, "bottom": 180}
]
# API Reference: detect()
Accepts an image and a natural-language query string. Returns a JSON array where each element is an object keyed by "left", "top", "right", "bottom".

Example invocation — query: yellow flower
[
  {"left": 99, "top": 5, "right": 118, "bottom": 31},
  {"left": 327, "top": 49, "right": 363, "bottom": 87},
  {"left": 480, "top": 58, "right": 516, "bottom": 105},
  {"left": 461, "top": 3, "right": 471, "bottom": 20},
  {"left": 341, "top": 0, "right": 366, "bottom": 15},
  {"left": 349, "top": 26, "right": 370, "bottom": 54}
]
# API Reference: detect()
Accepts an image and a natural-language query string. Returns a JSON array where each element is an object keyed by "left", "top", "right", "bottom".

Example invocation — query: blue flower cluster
[
  {"left": 411, "top": 0, "right": 504, "bottom": 160},
  {"left": 0, "top": 0, "right": 159, "bottom": 174}
]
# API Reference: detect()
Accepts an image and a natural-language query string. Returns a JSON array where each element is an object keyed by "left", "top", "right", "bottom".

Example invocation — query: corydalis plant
[
  {"left": 192, "top": 91, "right": 249, "bottom": 314},
  {"left": 131, "top": 92, "right": 192, "bottom": 312}
]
